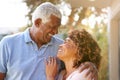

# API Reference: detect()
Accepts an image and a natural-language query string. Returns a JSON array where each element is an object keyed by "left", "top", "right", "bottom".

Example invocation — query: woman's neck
[{"left": 63, "top": 59, "right": 76, "bottom": 79}]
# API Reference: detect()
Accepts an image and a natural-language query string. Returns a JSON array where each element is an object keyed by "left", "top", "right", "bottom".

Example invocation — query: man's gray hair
[{"left": 32, "top": 2, "right": 62, "bottom": 24}]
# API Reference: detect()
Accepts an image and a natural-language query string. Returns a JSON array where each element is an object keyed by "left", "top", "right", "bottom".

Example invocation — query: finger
[
  {"left": 85, "top": 68, "right": 92, "bottom": 77},
  {"left": 91, "top": 71, "right": 98, "bottom": 80},
  {"left": 87, "top": 72, "right": 92, "bottom": 80},
  {"left": 93, "top": 75, "right": 98, "bottom": 80},
  {"left": 79, "top": 63, "right": 89, "bottom": 72},
  {"left": 50, "top": 56, "right": 53, "bottom": 63},
  {"left": 49, "top": 56, "right": 52, "bottom": 61},
  {"left": 89, "top": 67, "right": 98, "bottom": 80},
  {"left": 91, "top": 70, "right": 96, "bottom": 79},
  {"left": 91, "top": 66, "right": 98, "bottom": 80},
  {"left": 47, "top": 56, "right": 51, "bottom": 64},
  {"left": 51, "top": 56, "right": 56, "bottom": 65},
  {"left": 45, "top": 58, "right": 48, "bottom": 65},
  {"left": 94, "top": 74, "right": 98, "bottom": 80},
  {"left": 53, "top": 57, "right": 57, "bottom": 64}
]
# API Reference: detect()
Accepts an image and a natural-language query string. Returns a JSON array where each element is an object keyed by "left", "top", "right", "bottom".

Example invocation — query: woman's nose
[{"left": 59, "top": 44, "right": 62, "bottom": 47}]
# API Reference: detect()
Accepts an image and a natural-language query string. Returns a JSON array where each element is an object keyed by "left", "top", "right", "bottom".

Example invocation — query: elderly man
[{"left": 0, "top": 2, "right": 97, "bottom": 80}]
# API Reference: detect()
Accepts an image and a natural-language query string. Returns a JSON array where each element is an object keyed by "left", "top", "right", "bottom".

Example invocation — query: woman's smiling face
[{"left": 57, "top": 37, "right": 78, "bottom": 61}]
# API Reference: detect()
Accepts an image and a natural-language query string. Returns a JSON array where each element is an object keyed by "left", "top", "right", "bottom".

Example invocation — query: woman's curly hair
[{"left": 68, "top": 29, "right": 101, "bottom": 69}]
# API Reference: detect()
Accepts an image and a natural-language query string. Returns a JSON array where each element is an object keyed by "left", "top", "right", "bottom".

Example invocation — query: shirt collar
[{"left": 23, "top": 28, "right": 33, "bottom": 43}]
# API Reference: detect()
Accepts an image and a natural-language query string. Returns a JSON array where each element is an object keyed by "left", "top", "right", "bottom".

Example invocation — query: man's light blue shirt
[{"left": 0, "top": 29, "right": 64, "bottom": 80}]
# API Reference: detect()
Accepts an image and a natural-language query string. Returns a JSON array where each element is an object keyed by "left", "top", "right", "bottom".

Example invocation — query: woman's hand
[{"left": 45, "top": 56, "right": 58, "bottom": 80}]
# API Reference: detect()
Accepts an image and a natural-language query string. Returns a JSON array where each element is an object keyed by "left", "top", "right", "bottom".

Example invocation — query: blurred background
[{"left": 0, "top": 0, "right": 119, "bottom": 80}]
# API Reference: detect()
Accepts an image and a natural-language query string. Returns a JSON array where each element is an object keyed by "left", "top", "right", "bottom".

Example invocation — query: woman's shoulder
[{"left": 66, "top": 68, "right": 90, "bottom": 80}]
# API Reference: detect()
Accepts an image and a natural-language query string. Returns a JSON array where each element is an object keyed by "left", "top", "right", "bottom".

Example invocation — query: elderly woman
[{"left": 45, "top": 29, "right": 101, "bottom": 80}]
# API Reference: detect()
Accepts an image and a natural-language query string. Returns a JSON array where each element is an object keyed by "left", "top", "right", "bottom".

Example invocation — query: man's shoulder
[{"left": 0, "top": 32, "right": 23, "bottom": 44}]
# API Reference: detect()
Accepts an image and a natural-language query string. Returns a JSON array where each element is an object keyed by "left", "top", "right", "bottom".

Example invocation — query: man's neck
[{"left": 29, "top": 27, "right": 45, "bottom": 48}]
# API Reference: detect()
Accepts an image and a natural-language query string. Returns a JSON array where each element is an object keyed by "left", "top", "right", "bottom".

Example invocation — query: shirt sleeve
[{"left": 0, "top": 38, "right": 8, "bottom": 73}]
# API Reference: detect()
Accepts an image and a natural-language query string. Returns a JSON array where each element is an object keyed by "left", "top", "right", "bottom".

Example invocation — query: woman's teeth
[
  {"left": 58, "top": 48, "right": 62, "bottom": 52},
  {"left": 48, "top": 34, "right": 53, "bottom": 37},
  {"left": 58, "top": 50, "right": 62, "bottom": 52}
]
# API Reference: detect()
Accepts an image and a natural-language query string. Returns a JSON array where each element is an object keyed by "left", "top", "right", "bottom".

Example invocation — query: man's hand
[{"left": 79, "top": 62, "right": 98, "bottom": 80}]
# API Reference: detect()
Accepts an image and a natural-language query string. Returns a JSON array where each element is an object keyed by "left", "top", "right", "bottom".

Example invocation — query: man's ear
[{"left": 34, "top": 18, "right": 42, "bottom": 27}]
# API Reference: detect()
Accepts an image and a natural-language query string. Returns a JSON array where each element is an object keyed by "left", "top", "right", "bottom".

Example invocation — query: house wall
[
  {"left": 109, "top": 19, "right": 119, "bottom": 80},
  {"left": 109, "top": 0, "right": 120, "bottom": 80}
]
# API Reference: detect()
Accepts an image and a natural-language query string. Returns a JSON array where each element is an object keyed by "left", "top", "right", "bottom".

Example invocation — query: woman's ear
[{"left": 34, "top": 18, "right": 42, "bottom": 27}]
